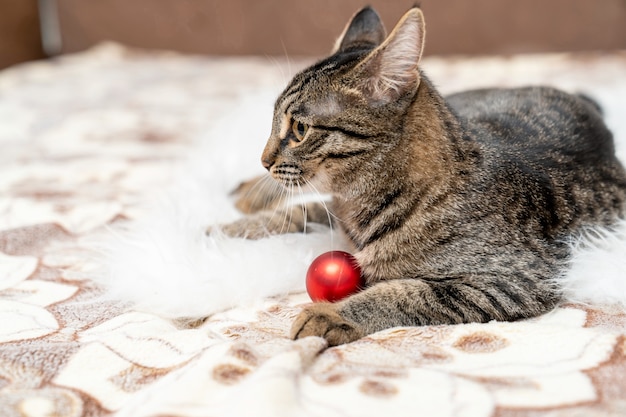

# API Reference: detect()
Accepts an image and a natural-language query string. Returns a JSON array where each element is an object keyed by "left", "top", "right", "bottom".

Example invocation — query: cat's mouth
[
  {"left": 271, "top": 163, "right": 305, "bottom": 187},
  {"left": 270, "top": 163, "right": 331, "bottom": 194}
]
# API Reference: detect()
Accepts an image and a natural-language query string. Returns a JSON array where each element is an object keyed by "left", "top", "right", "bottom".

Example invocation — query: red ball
[{"left": 306, "top": 251, "right": 363, "bottom": 302}]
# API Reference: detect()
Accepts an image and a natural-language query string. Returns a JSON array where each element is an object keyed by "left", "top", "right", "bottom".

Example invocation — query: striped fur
[{"left": 218, "top": 7, "right": 626, "bottom": 346}]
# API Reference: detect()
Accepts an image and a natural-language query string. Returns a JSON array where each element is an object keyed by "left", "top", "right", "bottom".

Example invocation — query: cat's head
[{"left": 262, "top": 6, "right": 427, "bottom": 194}]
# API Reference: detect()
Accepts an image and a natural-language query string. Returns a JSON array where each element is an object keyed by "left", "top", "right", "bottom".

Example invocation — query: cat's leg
[
  {"left": 214, "top": 201, "right": 333, "bottom": 239},
  {"left": 231, "top": 174, "right": 286, "bottom": 214},
  {"left": 291, "top": 275, "right": 560, "bottom": 346},
  {"left": 209, "top": 174, "right": 333, "bottom": 238}
]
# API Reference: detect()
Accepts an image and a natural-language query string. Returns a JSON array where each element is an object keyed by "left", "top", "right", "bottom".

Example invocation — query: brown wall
[
  {"left": 0, "top": 0, "right": 45, "bottom": 69},
  {"left": 2, "top": 0, "right": 625, "bottom": 70},
  {"left": 57, "top": 0, "right": 626, "bottom": 57}
]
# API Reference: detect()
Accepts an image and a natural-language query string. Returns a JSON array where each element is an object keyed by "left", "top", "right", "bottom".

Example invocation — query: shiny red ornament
[{"left": 306, "top": 251, "right": 363, "bottom": 302}]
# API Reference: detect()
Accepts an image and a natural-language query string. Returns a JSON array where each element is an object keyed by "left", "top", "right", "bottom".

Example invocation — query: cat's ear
[
  {"left": 331, "top": 7, "right": 387, "bottom": 54},
  {"left": 354, "top": 7, "right": 425, "bottom": 104}
]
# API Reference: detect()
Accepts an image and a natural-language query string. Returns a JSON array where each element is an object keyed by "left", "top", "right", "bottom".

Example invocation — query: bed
[{"left": 2, "top": 43, "right": 626, "bottom": 416}]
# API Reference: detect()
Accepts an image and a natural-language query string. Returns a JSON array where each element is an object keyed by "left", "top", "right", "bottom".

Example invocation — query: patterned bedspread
[{"left": 2, "top": 44, "right": 626, "bottom": 417}]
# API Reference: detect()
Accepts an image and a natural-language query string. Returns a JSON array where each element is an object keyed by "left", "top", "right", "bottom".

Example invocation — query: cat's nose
[{"left": 261, "top": 141, "right": 277, "bottom": 170}]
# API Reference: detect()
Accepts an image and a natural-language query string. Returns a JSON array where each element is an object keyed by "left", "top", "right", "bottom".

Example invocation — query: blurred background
[{"left": 2, "top": 0, "right": 626, "bottom": 70}]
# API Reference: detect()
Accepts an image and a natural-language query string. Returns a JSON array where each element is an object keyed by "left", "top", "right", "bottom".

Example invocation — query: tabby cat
[{"left": 214, "top": 6, "right": 626, "bottom": 346}]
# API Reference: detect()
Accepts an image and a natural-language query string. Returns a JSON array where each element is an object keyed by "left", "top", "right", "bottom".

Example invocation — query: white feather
[
  {"left": 562, "top": 222, "right": 626, "bottom": 306},
  {"left": 559, "top": 86, "right": 626, "bottom": 307},
  {"left": 101, "top": 91, "right": 348, "bottom": 318}
]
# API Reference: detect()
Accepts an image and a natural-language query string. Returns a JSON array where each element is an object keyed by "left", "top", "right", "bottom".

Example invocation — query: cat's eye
[{"left": 291, "top": 119, "right": 309, "bottom": 142}]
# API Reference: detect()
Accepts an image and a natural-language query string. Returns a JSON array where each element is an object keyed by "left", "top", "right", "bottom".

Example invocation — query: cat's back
[
  {"left": 447, "top": 86, "right": 613, "bottom": 159},
  {"left": 446, "top": 86, "right": 626, "bottom": 235}
]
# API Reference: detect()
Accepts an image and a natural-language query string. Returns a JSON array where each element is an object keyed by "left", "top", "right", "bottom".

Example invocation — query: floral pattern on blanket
[{"left": 1, "top": 44, "right": 626, "bottom": 417}]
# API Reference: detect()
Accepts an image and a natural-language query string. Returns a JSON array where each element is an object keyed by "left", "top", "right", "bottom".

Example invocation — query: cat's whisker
[
  {"left": 262, "top": 180, "right": 287, "bottom": 236},
  {"left": 304, "top": 179, "right": 339, "bottom": 225},
  {"left": 235, "top": 174, "right": 276, "bottom": 213},
  {"left": 250, "top": 176, "right": 275, "bottom": 210},
  {"left": 283, "top": 183, "right": 295, "bottom": 236},
  {"left": 280, "top": 38, "right": 294, "bottom": 84},
  {"left": 265, "top": 54, "right": 289, "bottom": 92},
  {"left": 273, "top": 184, "right": 284, "bottom": 234},
  {"left": 303, "top": 178, "right": 337, "bottom": 248},
  {"left": 297, "top": 183, "right": 308, "bottom": 235},
  {"left": 276, "top": 181, "right": 293, "bottom": 235},
  {"left": 280, "top": 184, "right": 293, "bottom": 234}
]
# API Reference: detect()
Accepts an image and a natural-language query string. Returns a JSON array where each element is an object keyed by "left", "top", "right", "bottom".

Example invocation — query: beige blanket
[{"left": 2, "top": 44, "right": 626, "bottom": 416}]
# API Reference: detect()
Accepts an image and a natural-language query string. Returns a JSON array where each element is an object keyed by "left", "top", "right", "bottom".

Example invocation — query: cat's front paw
[
  {"left": 206, "top": 217, "right": 270, "bottom": 240},
  {"left": 290, "top": 303, "right": 364, "bottom": 347},
  {"left": 207, "top": 209, "right": 306, "bottom": 239}
]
